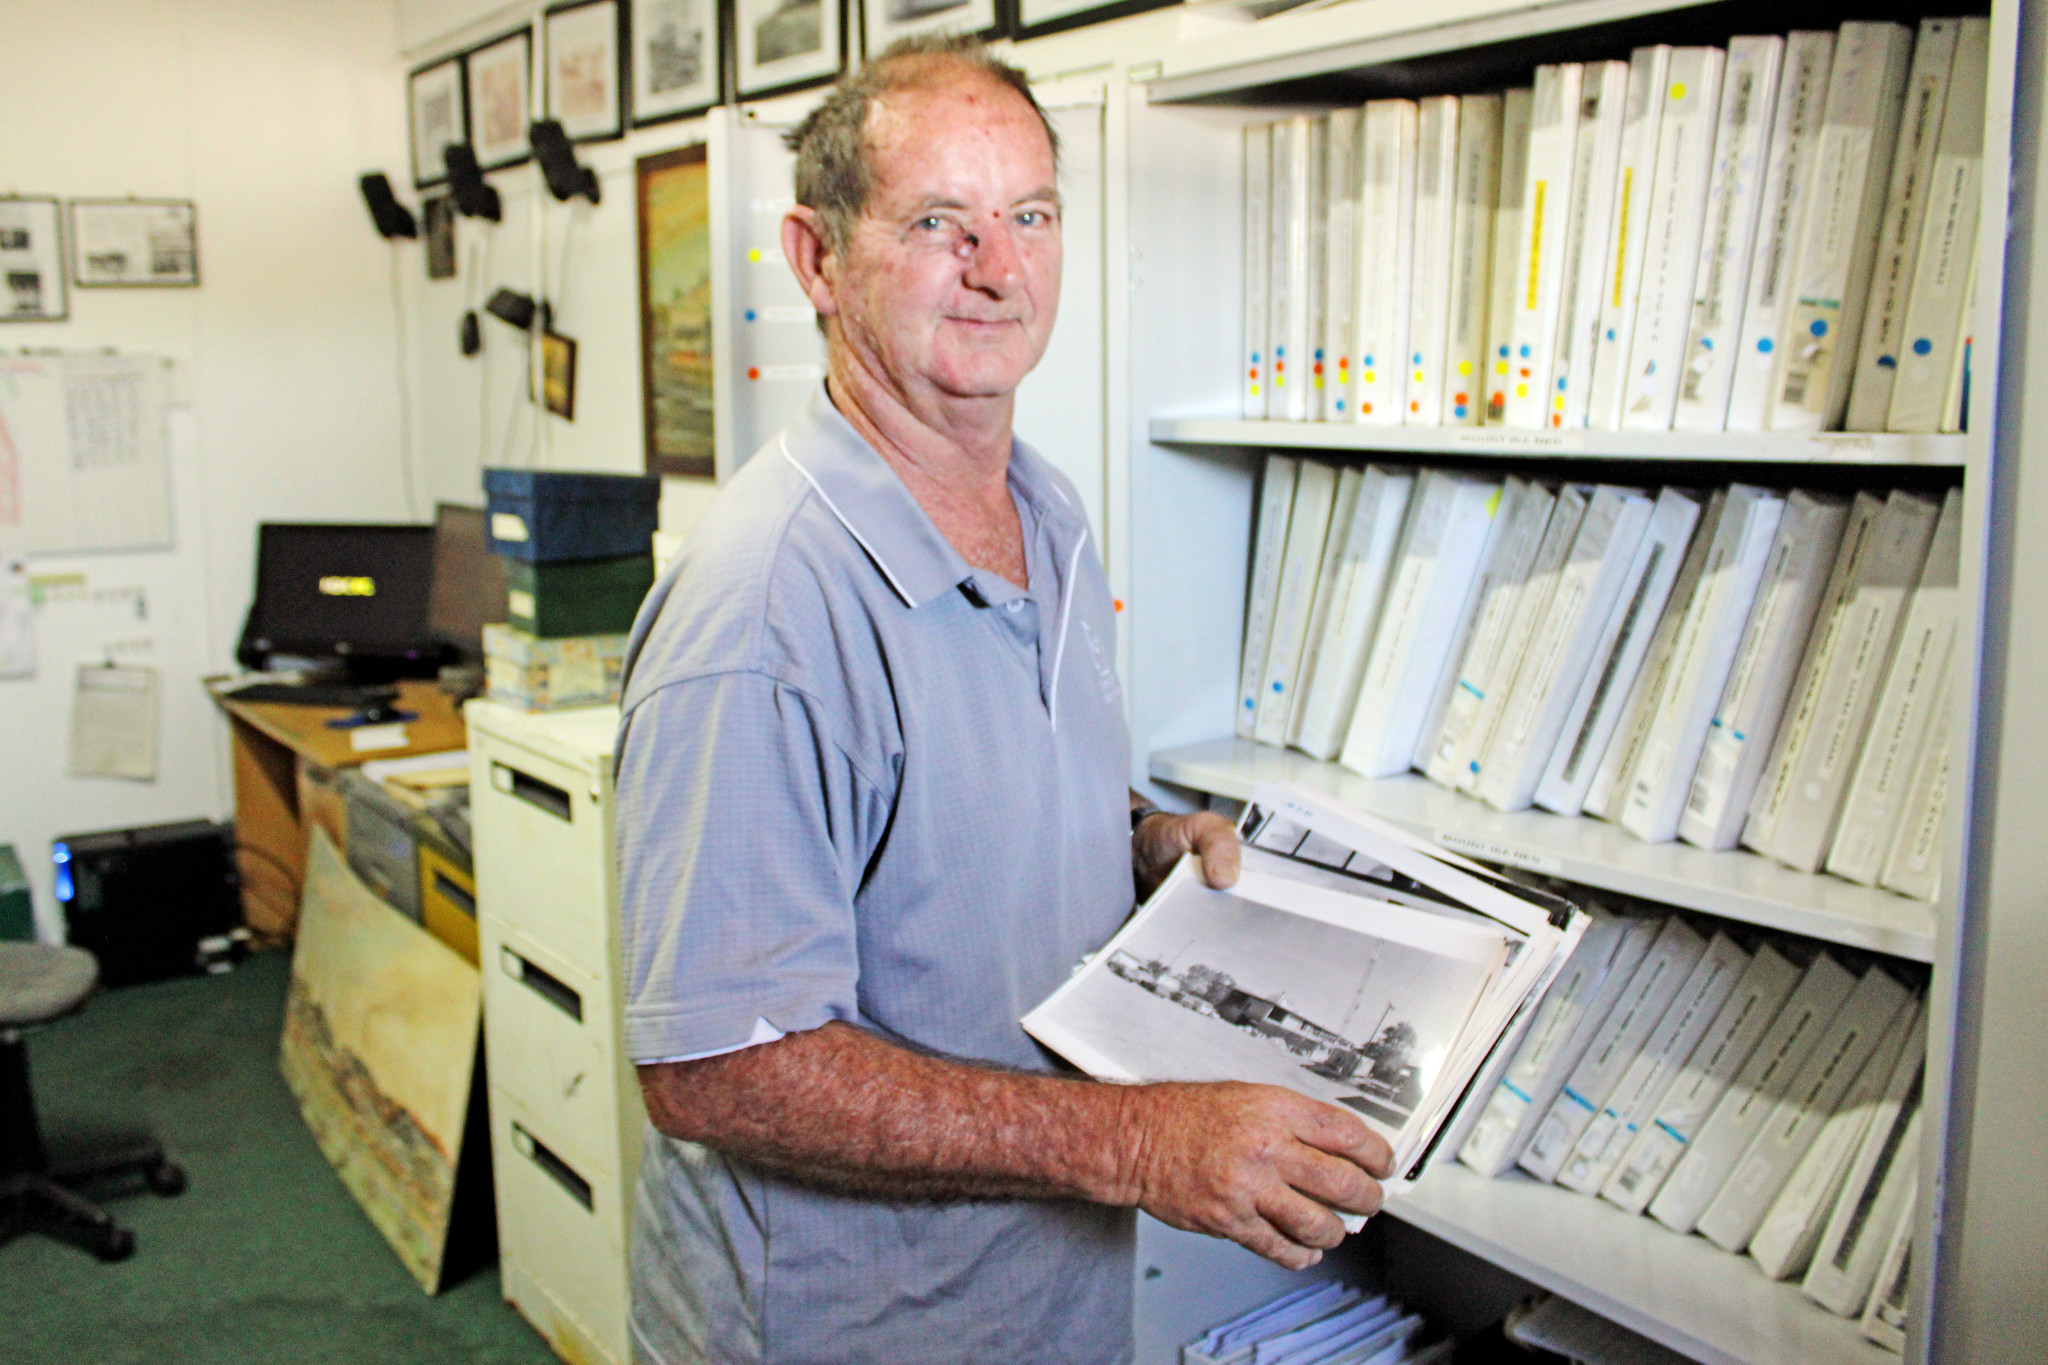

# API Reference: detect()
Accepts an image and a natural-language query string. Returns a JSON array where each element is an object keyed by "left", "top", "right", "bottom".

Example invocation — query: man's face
[{"left": 828, "top": 73, "right": 1062, "bottom": 403}]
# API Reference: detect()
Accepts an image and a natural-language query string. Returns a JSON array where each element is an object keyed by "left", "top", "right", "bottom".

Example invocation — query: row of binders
[
  {"left": 1238, "top": 456, "right": 1960, "bottom": 900},
  {"left": 1182, "top": 1284, "right": 1446, "bottom": 1365},
  {"left": 1241, "top": 17, "right": 1989, "bottom": 435},
  {"left": 1454, "top": 907, "right": 1923, "bottom": 1350}
]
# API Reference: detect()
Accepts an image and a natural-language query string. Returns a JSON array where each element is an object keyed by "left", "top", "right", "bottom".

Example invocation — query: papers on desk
[
  {"left": 1025, "top": 780, "right": 1584, "bottom": 1201},
  {"left": 68, "top": 662, "right": 157, "bottom": 780}
]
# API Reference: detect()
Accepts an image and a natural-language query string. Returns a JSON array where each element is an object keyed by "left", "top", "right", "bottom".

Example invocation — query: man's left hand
[{"left": 1134, "top": 810, "right": 1240, "bottom": 899}]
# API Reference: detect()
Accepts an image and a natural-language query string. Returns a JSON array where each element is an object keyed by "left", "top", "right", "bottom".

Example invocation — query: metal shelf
[
  {"left": 1389, "top": 1163, "right": 1897, "bottom": 1365},
  {"left": 1148, "top": 417, "right": 1968, "bottom": 467},
  {"left": 1149, "top": 737, "right": 1938, "bottom": 961}
]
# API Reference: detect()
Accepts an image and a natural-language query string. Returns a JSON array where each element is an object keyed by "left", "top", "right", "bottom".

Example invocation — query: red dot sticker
[{"left": 747, "top": 367, "right": 761, "bottom": 380}]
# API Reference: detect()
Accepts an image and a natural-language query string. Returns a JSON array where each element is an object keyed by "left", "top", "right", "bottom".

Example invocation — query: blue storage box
[{"left": 484, "top": 468, "right": 662, "bottom": 563}]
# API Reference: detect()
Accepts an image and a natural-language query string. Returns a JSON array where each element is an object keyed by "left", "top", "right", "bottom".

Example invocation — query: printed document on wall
[
  {"left": 69, "top": 662, "right": 158, "bottom": 781},
  {"left": 0, "top": 354, "right": 172, "bottom": 554},
  {"left": 0, "top": 557, "right": 33, "bottom": 677}
]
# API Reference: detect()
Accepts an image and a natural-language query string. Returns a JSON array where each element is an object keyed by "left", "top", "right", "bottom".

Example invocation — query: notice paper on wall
[
  {"left": 0, "top": 558, "right": 31, "bottom": 678},
  {"left": 0, "top": 353, "right": 173, "bottom": 554},
  {"left": 69, "top": 662, "right": 158, "bottom": 780}
]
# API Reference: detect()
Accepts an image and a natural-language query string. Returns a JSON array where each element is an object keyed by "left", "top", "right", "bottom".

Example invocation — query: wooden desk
[{"left": 207, "top": 679, "right": 466, "bottom": 944}]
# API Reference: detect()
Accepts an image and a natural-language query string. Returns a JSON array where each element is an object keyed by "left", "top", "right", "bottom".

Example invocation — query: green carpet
[{"left": 3, "top": 949, "right": 557, "bottom": 1365}]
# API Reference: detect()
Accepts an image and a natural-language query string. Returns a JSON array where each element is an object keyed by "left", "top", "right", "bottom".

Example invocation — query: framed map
[{"left": 638, "top": 143, "right": 714, "bottom": 478}]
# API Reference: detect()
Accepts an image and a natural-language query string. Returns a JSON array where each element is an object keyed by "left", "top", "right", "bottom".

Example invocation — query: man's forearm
[{"left": 638, "top": 1021, "right": 1141, "bottom": 1205}]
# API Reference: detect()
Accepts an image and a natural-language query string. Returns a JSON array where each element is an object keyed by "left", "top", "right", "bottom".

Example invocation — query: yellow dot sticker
[
  {"left": 1515, "top": 383, "right": 1528, "bottom": 398},
  {"left": 1413, "top": 369, "right": 1424, "bottom": 383},
  {"left": 1362, "top": 370, "right": 1376, "bottom": 383},
  {"left": 1670, "top": 83, "right": 1686, "bottom": 100},
  {"left": 1496, "top": 361, "right": 1508, "bottom": 375},
  {"left": 1458, "top": 360, "right": 1473, "bottom": 375},
  {"left": 748, "top": 248, "right": 763, "bottom": 262}
]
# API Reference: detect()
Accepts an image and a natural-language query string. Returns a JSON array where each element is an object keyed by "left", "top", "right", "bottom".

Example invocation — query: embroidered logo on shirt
[{"left": 1081, "top": 617, "right": 1120, "bottom": 706}]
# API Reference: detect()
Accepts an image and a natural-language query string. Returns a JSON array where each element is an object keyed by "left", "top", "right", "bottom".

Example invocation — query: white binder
[
  {"left": 1291, "top": 466, "right": 1417, "bottom": 759},
  {"left": 1552, "top": 61, "right": 1629, "bottom": 430},
  {"left": 1413, "top": 477, "right": 1542, "bottom": 771},
  {"left": 1442, "top": 94, "right": 1503, "bottom": 426},
  {"left": 1236, "top": 455, "right": 1298, "bottom": 738},
  {"left": 1287, "top": 466, "right": 1364, "bottom": 745},
  {"left": 1406, "top": 96, "right": 1461, "bottom": 426},
  {"left": 1587, "top": 46, "right": 1673, "bottom": 431},
  {"left": 1485, "top": 88, "right": 1535, "bottom": 424},
  {"left": 1268, "top": 116, "right": 1314, "bottom": 421},
  {"left": 1253, "top": 460, "right": 1338, "bottom": 744},
  {"left": 1502, "top": 64, "right": 1585, "bottom": 430},
  {"left": 1243, "top": 124, "right": 1272, "bottom": 419},
  {"left": 1353, "top": 100, "right": 1420, "bottom": 426},
  {"left": 1322, "top": 109, "right": 1363, "bottom": 421}
]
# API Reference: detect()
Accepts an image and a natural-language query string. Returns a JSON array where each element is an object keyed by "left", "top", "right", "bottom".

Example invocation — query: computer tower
[{"left": 53, "top": 820, "right": 243, "bottom": 988}]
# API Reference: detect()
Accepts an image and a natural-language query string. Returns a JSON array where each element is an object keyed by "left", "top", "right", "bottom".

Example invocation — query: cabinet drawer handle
[
  {"left": 511, "top": 1122, "right": 593, "bottom": 1211},
  {"left": 500, "top": 946, "right": 584, "bottom": 1022},
  {"left": 432, "top": 870, "right": 477, "bottom": 918},
  {"left": 494, "top": 762, "right": 572, "bottom": 822}
]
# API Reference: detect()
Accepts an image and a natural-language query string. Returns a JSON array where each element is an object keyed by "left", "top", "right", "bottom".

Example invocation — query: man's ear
[{"left": 781, "top": 206, "right": 840, "bottom": 322}]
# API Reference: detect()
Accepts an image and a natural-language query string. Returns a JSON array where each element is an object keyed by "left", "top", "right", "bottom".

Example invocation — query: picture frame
[
  {"left": 409, "top": 56, "right": 468, "bottom": 187},
  {"left": 69, "top": 200, "right": 199, "bottom": 288},
  {"left": 630, "top": 0, "right": 722, "bottom": 127},
  {"left": 1012, "top": 0, "right": 1175, "bottom": 40},
  {"left": 860, "top": 0, "right": 998, "bottom": 58},
  {"left": 737, "top": 0, "right": 845, "bottom": 98},
  {"left": 466, "top": 28, "right": 533, "bottom": 170},
  {"left": 637, "top": 144, "right": 715, "bottom": 478},
  {"left": 423, "top": 196, "right": 457, "bottom": 280},
  {"left": 0, "top": 198, "right": 68, "bottom": 321},
  {"left": 545, "top": 0, "right": 625, "bottom": 142},
  {"left": 541, "top": 331, "right": 579, "bottom": 420}
]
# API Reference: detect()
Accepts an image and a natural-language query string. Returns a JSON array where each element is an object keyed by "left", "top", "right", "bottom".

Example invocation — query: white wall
[{"left": 0, "top": 0, "right": 413, "bottom": 936}]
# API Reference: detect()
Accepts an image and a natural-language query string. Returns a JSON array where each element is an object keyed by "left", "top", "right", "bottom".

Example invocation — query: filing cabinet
[{"left": 467, "top": 701, "right": 644, "bottom": 1365}]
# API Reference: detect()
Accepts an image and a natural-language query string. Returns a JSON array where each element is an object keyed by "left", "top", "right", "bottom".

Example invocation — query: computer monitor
[
  {"left": 236, "top": 523, "right": 444, "bottom": 679},
  {"left": 426, "top": 502, "right": 507, "bottom": 664}
]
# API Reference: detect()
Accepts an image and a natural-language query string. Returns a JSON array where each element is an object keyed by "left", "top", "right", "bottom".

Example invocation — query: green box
[
  {"left": 503, "top": 553, "right": 654, "bottom": 639},
  {"left": 0, "top": 845, "right": 33, "bottom": 942}
]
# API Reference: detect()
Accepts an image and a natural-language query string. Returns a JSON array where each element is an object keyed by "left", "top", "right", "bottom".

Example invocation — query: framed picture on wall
[
  {"left": 467, "top": 29, "right": 533, "bottom": 169},
  {"left": 409, "top": 56, "right": 467, "bottom": 187},
  {"left": 638, "top": 144, "right": 715, "bottom": 478},
  {"left": 630, "top": 0, "right": 721, "bottom": 126},
  {"left": 737, "top": 0, "right": 844, "bottom": 97},
  {"left": 541, "top": 330, "right": 579, "bottom": 420},
  {"left": 1013, "top": 0, "right": 1175, "bottom": 39},
  {"left": 69, "top": 200, "right": 199, "bottom": 288},
  {"left": 0, "top": 198, "right": 68, "bottom": 321},
  {"left": 860, "top": 0, "right": 998, "bottom": 57},
  {"left": 546, "top": 1, "right": 625, "bottom": 141}
]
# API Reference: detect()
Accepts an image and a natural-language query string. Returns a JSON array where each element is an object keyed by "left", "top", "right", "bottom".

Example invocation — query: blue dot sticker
[
  {"left": 1759, "top": 337, "right": 1775, "bottom": 353},
  {"left": 1271, "top": 681, "right": 1284, "bottom": 693},
  {"left": 1701, "top": 337, "right": 1713, "bottom": 351},
  {"left": 1912, "top": 338, "right": 1934, "bottom": 356},
  {"left": 1498, "top": 345, "right": 1509, "bottom": 357},
  {"left": 1363, "top": 355, "right": 1375, "bottom": 366},
  {"left": 1413, "top": 352, "right": 1423, "bottom": 365},
  {"left": 1557, "top": 377, "right": 1567, "bottom": 391},
  {"left": 1809, "top": 319, "right": 1828, "bottom": 338},
  {"left": 744, "top": 309, "right": 757, "bottom": 322},
  {"left": 1244, "top": 698, "right": 1256, "bottom": 711},
  {"left": 1335, "top": 401, "right": 1346, "bottom": 411},
  {"left": 1314, "top": 348, "right": 1325, "bottom": 361},
  {"left": 1605, "top": 328, "right": 1616, "bottom": 341},
  {"left": 1519, "top": 345, "right": 1532, "bottom": 358},
  {"left": 1878, "top": 355, "right": 1897, "bottom": 368},
  {"left": 1453, "top": 405, "right": 1468, "bottom": 418},
  {"left": 1276, "top": 345, "right": 1285, "bottom": 357}
]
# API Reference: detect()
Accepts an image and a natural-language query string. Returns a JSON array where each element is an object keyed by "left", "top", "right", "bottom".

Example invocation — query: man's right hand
[{"left": 1115, "top": 1081, "right": 1393, "bottom": 1270}]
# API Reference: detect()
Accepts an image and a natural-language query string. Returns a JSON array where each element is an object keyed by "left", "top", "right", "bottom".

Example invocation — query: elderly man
[{"left": 615, "top": 36, "right": 1391, "bottom": 1365}]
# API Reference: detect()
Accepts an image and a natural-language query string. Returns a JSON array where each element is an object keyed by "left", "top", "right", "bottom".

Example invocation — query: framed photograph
[
  {"left": 738, "top": 0, "right": 844, "bottom": 97},
  {"left": 0, "top": 198, "right": 68, "bottom": 321},
  {"left": 638, "top": 144, "right": 714, "bottom": 478},
  {"left": 546, "top": 1, "right": 625, "bottom": 141},
  {"left": 70, "top": 200, "right": 199, "bottom": 288},
  {"left": 860, "top": 0, "right": 998, "bottom": 57},
  {"left": 1013, "top": 0, "right": 1175, "bottom": 40},
  {"left": 409, "top": 56, "right": 467, "bottom": 187},
  {"left": 630, "top": 0, "right": 721, "bottom": 125},
  {"left": 423, "top": 196, "right": 457, "bottom": 280},
  {"left": 467, "top": 29, "right": 533, "bottom": 169},
  {"left": 541, "top": 331, "right": 579, "bottom": 419}
]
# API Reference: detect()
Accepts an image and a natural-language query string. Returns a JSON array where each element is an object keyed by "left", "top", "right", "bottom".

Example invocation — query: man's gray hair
[{"left": 784, "top": 35, "right": 1060, "bottom": 257}]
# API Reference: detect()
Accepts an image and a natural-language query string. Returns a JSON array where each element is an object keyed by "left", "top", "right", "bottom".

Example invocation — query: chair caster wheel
[
  {"left": 93, "top": 1226, "right": 136, "bottom": 1262},
  {"left": 145, "top": 1162, "right": 187, "bottom": 1197}
]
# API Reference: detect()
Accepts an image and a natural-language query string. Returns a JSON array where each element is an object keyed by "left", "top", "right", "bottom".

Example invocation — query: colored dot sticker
[
  {"left": 1557, "top": 377, "right": 1567, "bottom": 391},
  {"left": 1458, "top": 361, "right": 1473, "bottom": 376},
  {"left": 1250, "top": 384, "right": 1260, "bottom": 395},
  {"left": 1314, "top": 377, "right": 1324, "bottom": 389},
  {"left": 1363, "top": 370, "right": 1376, "bottom": 383},
  {"left": 1413, "top": 369, "right": 1425, "bottom": 383},
  {"left": 747, "top": 366, "right": 760, "bottom": 380},
  {"left": 1362, "top": 402, "right": 1373, "bottom": 414},
  {"left": 1496, "top": 361, "right": 1508, "bottom": 375},
  {"left": 1410, "top": 400, "right": 1420, "bottom": 413},
  {"left": 1606, "top": 328, "right": 1616, "bottom": 341},
  {"left": 1454, "top": 391, "right": 1468, "bottom": 405},
  {"left": 1810, "top": 319, "right": 1828, "bottom": 337},
  {"left": 1759, "top": 337, "right": 1775, "bottom": 353},
  {"left": 1363, "top": 354, "right": 1376, "bottom": 366},
  {"left": 1313, "top": 362, "right": 1324, "bottom": 375},
  {"left": 1553, "top": 395, "right": 1565, "bottom": 411},
  {"left": 1912, "top": 337, "right": 1934, "bottom": 355},
  {"left": 748, "top": 248, "right": 763, "bottom": 262},
  {"left": 1412, "top": 352, "right": 1423, "bottom": 365},
  {"left": 1276, "top": 345, "right": 1285, "bottom": 357},
  {"left": 1519, "top": 344, "right": 1532, "bottom": 358},
  {"left": 1878, "top": 355, "right": 1898, "bottom": 368},
  {"left": 1454, "top": 405, "right": 1468, "bottom": 418},
  {"left": 1314, "top": 348, "right": 1324, "bottom": 361},
  {"left": 1670, "top": 82, "right": 1686, "bottom": 99},
  {"left": 1701, "top": 337, "right": 1714, "bottom": 350},
  {"left": 1271, "top": 681, "right": 1284, "bottom": 693},
  {"left": 1515, "top": 383, "right": 1528, "bottom": 398},
  {"left": 1276, "top": 375, "right": 1286, "bottom": 387},
  {"left": 1498, "top": 345, "right": 1509, "bottom": 358}
]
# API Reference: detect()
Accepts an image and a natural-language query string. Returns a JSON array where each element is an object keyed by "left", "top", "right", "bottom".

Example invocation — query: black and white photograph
[
  {"left": 860, "top": 0, "right": 999, "bottom": 59},
  {"left": 546, "top": 0, "right": 624, "bottom": 141},
  {"left": 408, "top": 55, "right": 466, "bottom": 187},
  {"left": 0, "top": 198, "right": 67, "bottom": 321},
  {"left": 69, "top": 200, "right": 198, "bottom": 288},
  {"left": 466, "top": 28, "right": 532, "bottom": 169},
  {"left": 631, "top": 0, "right": 720, "bottom": 125},
  {"left": 738, "top": 0, "right": 844, "bottom": 96},
  {"left": 1025, "top": 862, "right": 1507, "bottom": 1143}
]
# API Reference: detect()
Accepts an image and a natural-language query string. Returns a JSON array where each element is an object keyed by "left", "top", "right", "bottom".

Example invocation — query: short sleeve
[{"left": 614, "top": 670, "right": 889, "bottom": 1062}]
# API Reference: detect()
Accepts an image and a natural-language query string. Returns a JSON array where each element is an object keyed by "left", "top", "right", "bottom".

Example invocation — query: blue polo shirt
[{"left": 614, "top": 386, "right": 1137, "bottom": 1365}]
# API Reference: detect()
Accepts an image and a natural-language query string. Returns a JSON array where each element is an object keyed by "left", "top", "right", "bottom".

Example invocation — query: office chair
[{"left": 0, "top": 943, "right": 186, "bottom": 1261}]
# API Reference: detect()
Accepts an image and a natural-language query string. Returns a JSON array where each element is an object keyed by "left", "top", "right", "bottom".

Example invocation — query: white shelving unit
[
  {"left": 1088, "top": 0, "right": 2025, "bottom": 1357},
  {"left": 1149, "top": 417, "right": 1969, "bottom": 467},
  {"left": 1151, "top": 737, "right": 1940, "bottom": 961}
]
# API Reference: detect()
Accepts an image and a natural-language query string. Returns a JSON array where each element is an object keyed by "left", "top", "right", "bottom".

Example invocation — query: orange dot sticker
[
  {"left": 748, "top": 367, "right": 761, "bottom": 380},
  {"left": 1454, "top": 391, "right": 1468, "bottom": 404},
  {"left": 1361, "top": 402, "right": 1373, "bottom": 414},
  {"left": 1113, "top": 598, "right": 1124, "bottom": 613},
  {"left": 1410, "top": 400, "right": 1420, "bottom": 413}
]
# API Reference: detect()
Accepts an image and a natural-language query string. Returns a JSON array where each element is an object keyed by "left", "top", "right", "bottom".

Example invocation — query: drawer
[
  {"left": 471, "top": 741, "right": 611, "bottom": 978},
  {"left": 418, "top": 843, "right": 479, "bottom": 967},
  {"left": 490, "top": 1089, "right": 631, "bottom": 1365},
  {"left": 482, "top": 924, "right": 618, "bottom": 1172}
]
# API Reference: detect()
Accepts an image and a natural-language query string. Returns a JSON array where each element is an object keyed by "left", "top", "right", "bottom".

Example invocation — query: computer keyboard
[{"left": 226, "top": 680, "right": 400, "bottom": 708}]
